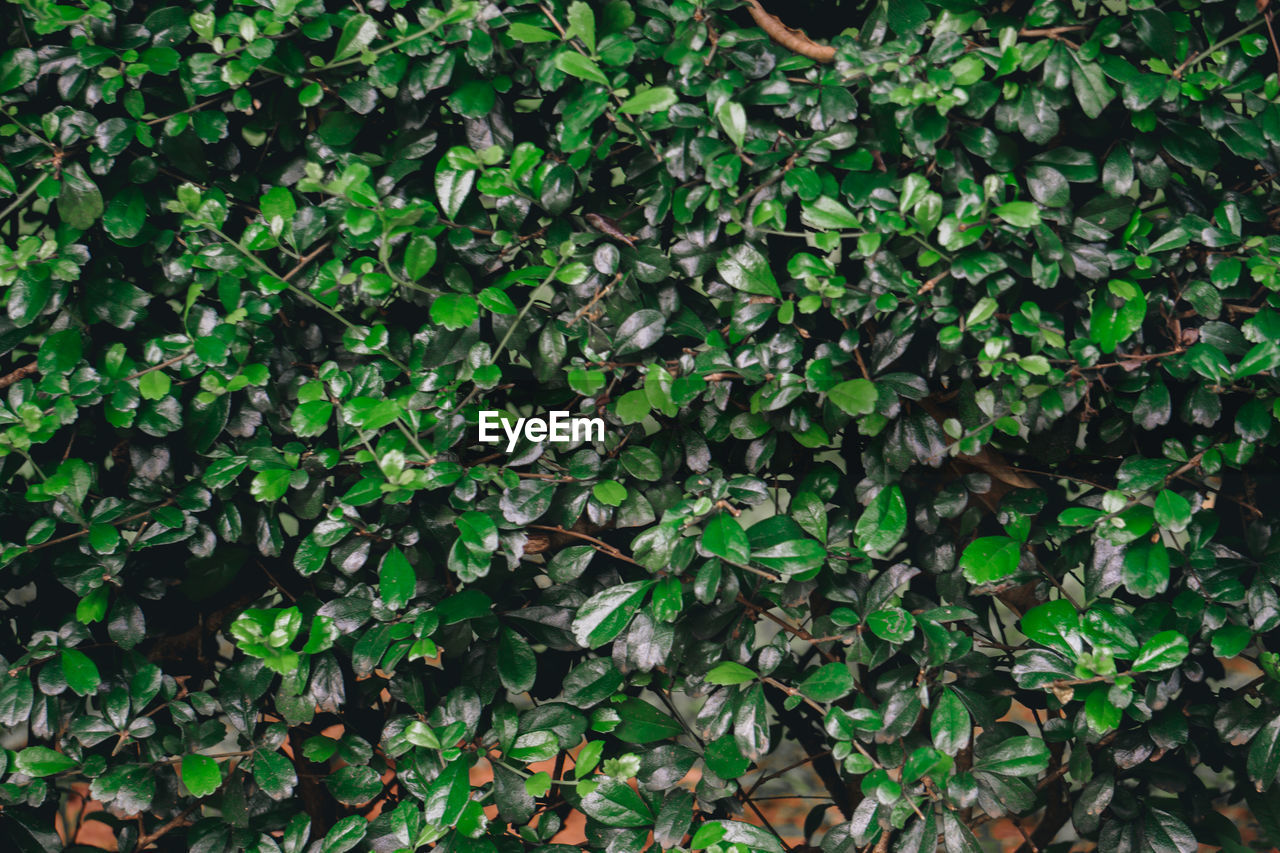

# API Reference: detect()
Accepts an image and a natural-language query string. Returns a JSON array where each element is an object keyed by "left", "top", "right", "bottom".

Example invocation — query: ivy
[{"left": 2, "top": 0, "right": 1280, "bottom": 851}]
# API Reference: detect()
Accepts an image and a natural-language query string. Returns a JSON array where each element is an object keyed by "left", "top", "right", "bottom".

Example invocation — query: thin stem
[
  {"left": 1173, "top": 18, "right": 1265, "bottom": 78},
  {"left": 394, "top": 418, "right": 434, "bottom": 463},
  {"left": 320, "top": 26, "right": 441, "bottom": 72},
  {"left": 490, "top": 757, "right": 583, "bottom": 786},
  {"left": 25, "top": 499, "right": 175, "bottom": 553},
  {"left": 209, "top": 227, "right": 409, "bottom": 373},
  {"left": 491, "top": 261, "right": 563, "bottom": 363},
  {"left": 0, "top": 175, "right": 46, "bottom": 224}
]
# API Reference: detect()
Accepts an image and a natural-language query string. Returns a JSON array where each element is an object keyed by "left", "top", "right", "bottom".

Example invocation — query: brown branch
[
  {"left": 527, "top": 523, "right": 643, "bottom": 567},
  {"left": 737, "top": 595, "right": 839, "bottom": 663},
  {"left": 25, "top": 499, "right": 176, "bottom": 553},
  {"left": 136, "top": 802, "right": 201, "bottom": 851},
  {"left": 1018, "top": 26, "right": 1088, "bottom": 37},
  {"left": 0, "top": 361, "right": 38, "bottom": 389},
  {"left": 743, "top": 0, "right": 836, "bottom": 63},
  {"left": 746, "top": 748, "right": 833, "bottom": 797}
]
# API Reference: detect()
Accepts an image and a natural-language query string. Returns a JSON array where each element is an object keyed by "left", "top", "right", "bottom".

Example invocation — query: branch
[
  {"left": 743, "top": 0, "right": 836, "bottom": 63},
  {"left": 0, "top": 361, "right": 38, "bottom": 390},
  {"left": 135, "top": 802, "right": 201, "bottom": 851}
]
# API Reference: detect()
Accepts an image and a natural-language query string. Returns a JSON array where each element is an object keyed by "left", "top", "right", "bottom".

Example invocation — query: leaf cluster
[{"left": 2, "top": 0, "right": 1280, "bottom": 851}]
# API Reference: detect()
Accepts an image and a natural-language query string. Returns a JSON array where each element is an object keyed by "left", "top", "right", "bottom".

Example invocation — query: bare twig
[{"left": 0, "top": 361, "right": 38, "bottom": 390}]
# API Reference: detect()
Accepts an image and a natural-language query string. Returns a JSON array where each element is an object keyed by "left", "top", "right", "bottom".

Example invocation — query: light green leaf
[
  {"left": 618, "top": 86, "right": 677, "bottom": 114},
  {"left": 701, "top": 513, "right": 750, "bottom": 564},
  {"left": 959, "top": 536, "right": 1022, "bottom": 584},
  {"left": 706, "top": 661, "right": 757, "bottom": 685},
  {"left": 379, "top": 547, "right": 415, "bottom": 610},
  {"left": 716, "top": 101, "right": 746, "bottom": 149},
  {"left": 828, "top": 379, "right": 877, "bottom": 416},
  {"left": 1131, "top": 630, "right": 1188, "bottom": 673},
  {"left": 181, "top": 754, "right": 222, "bottom": 797},
  {"left": 993, "top": 201, "right": 1041, "bottom": 227},
  {"left": 554, "top": 51, "right": 609, "bottom": 86}
]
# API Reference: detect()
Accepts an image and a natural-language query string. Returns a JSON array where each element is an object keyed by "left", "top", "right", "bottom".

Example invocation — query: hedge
[{"left": 2, "top": 0, "right": 1280, "bottom": 851}]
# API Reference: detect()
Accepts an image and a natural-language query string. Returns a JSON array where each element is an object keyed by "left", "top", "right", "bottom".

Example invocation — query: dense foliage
[{"left": 3, "top": 0, "right": 1280, "bottom": 851}]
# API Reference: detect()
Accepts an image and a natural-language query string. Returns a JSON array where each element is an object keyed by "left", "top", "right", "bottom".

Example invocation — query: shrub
[{"left": 2, "top": 0, "right": 1280, "bottom": 851}]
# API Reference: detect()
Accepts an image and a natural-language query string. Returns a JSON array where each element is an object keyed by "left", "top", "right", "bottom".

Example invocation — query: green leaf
[
  {"left": 291, "top": 400, "right": 333, "bottom": 438},
  {"left": 718, "top": 243, "right": 781, "bottom": 298},
  {"left": 61, "top": 648, "right": 100, "bottom": 696},
  {"left": 181, "top": 754, "right": 222, "bottom": 797},
  {"left": 886, "top": 0, "right": 929, "bottom": 34},
  {"left": 379, "top": 546, "right": 415, "bottom": 610},
  {"left": 58, "top": 164, "right": 104, "bottom": 230},
  {"left": 566, "top": 1, "right": 596, "bottom": 53},
  {"left": 1211, "top": 624, "right": 1252, "bottom": 659},
  {"left": 703, "top": 734, "right": 751, "bottom": 779},
  {"left": 321, "top": 815, "right": 367, "bottom": 853},
  {"left": 508, "top": 22, "right": 558, "bottom": 42},
  {"left": 701, "top": 513, "right": 750, "bottom": 564},
  {"left": 260, "top": 186, "right": 295, "bottom": 234},
  {"left": 15, "top": 746, "right": 77, "bottom": 777},
  {"left": 580, "top": 778, "right": 652, "bottom": 827},
  {"left": 404, "top": 234, "right": 438, "bottom": 279},
  {"left": 866, "top": 606, "right": 916, "bottom": 643},
  {"left": 1122, "top": 541, "right": 1169, "bottom": 598},
  {"left": 734, "top": 683, "right": 770, "bottom": 760},
  {"left": 430, "top": 294, "right": 479, "bottom": 330},
  {"left": 1131, "top": 630, "right": 1188, "bottom": 673},
  {"left": 798, "top": 663, "right": 854, "bottom": 702},
  {"left": 435, "top": 158, "right": 475, "bottom": 220},
  {"left": 554, "top": 51, "right": 609, "bottom": 85},
  {"left": 1072, "top": 55, "right": 1115, "bottom": 118},
  {"left": 251, "top": 468, "right": 292, "bottom": 502},
  {"left": 959, "top": 536, "right": 1021, "bottom": 584},
  {"left": 615, "top": 389, "right": 650, "bottom": 424},
  {"left": 931, "top": 689, "right": 970, "bottom": 756},
  {"left": 1019, "top": 599, "right": 1080, "bottom": 654},
  {"left": 706, "top": 662, "right": 756, "bottom": 685},
  {"left": 1090, "top": 287, "right": 1147, "bottom": 354},
  {"left": 1153, "top": 490, "right": 1191, "bottom": 533},
  {"left": 716, "top": 101, "right": 746, "bottom": 149},
  {"left": 1248, "top": 715, "right": 1280, "bottom": 791},
  {"left": 855, "top": 485, "right": 906, "bottom": 555},
  {"left": 568, "top": 368, "right": 606, "bottom": 396},
  {"left": 976, "top": 736, "right": 1049, "bottom": 777},
  {"left": 691, "top": 820, "right": 785, "bottom": 853},
  {"left": 993, "top": 201, "right": 1041, "bottom": 227},
  {"left": 572, "top": 580, "right": 654, "bottom": 648},
  {"left": 0, "top": 48, "right": 38, "bottom": 93},
  {"left": 620, "top": 446, "right": 662, "bottom": 481},
  {"left": 903, "top": 745, "right": 952, "bottom": 784},
  {"left": 253, "top": 751, "right": 298, "bottom": 801},
  {"left": 619, "top": 86, "right": 677, "bottom": 114},
  {"left": 333, "top": 13, "right": 379, "bottom": 61},
  {"left": 497, "top": 627, "right": 537, "bottom": 693},
  {"left": 325, "top": 764, "right": 383, "bottom": 805},
  {"left": 104, "top": 186, "right": 146, "bottom": 239},
  {"left": 614, "top": 697, "right": 683, "bottom": 743},
  {"left": 1084, "top": 684, "right": 1122, "bottom": 733},
  {"left": 8, "top": 273, "right": 51, "bottom": 328},
  {"left": 828, "top": 378, "right": 877, "bottom": 416},
  {"left": 138, "top": 370, "right": 170, "bottom": 401},
  {"left": 592, "top": 480, "right": 627, "bottom": 506},
  {"left": 801, "top": 196, "right": 861, "bottom": 230},
  {"left": 942, "top": 810, "right": 984, "bottom": 853}
]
